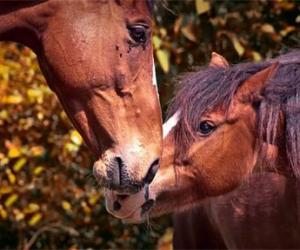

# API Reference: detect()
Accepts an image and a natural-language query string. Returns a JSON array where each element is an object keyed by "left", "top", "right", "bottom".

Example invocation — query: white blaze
[
  {"left": 153, "top": 58, "right": 157, "bottom": 86},
  {"left": 152, "top": 57, "right": 180, "bottom": 138},
  {"left": 163, "top": 111, "right": 180, "bottom": 138}
]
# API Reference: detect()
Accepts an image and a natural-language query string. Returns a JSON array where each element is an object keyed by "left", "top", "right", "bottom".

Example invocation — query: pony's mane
[{"left": 168, "top": 50, "right": 300, "bottom": 177}]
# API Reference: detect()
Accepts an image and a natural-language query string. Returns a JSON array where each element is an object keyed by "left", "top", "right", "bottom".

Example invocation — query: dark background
[{"left": 0, "top": 1, "right": 299, "bottom": 249}]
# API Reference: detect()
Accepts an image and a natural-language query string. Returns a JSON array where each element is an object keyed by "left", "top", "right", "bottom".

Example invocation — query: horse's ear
[
  {"left": 209, "top": 52, "right": 229, "bottom": 68},
  {"left": 235, "top": 62, "right": 279, "bottom": 103}
]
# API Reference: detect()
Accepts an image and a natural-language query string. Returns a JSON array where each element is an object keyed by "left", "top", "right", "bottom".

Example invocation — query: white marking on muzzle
[{"left": 163, "top": 111, "right": 180, "bottom": 138}]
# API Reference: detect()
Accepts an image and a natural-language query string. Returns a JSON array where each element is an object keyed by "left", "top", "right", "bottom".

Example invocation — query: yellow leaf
[
  {"left": 27, "top": 88, "right": 41, "bottom": 98},
  {"left": 5, "top": 194, "right": 18, "bottom": 207},
  {"left": 0, "top": 205, "right": 8, "bottom": 219},
  {"left": 159, "top": 28, "right": 167, "bottom": 37},
  {"left": 13, "top": 158, "right": 27, "bottom": 172},
  {"left": 280, "top": 26, "right": 296, "bottom": 37},
  {"left": 62, "top": 201, "right": 72, "bottom": 211},
  {"left": 33, "top": 166, "right": 44, "bottom": 176},
  {"left": 252, "top": 51, "right": 262, "bottom": 62},
  {"left": 0, "top": 157, "right": 9, "bottom": 167},
  {"left": 24, "top": 203, "right": 40, "bottom": 214},
  {"left": 152, "top": 35, "right": 162, "bottom": 50},
  {"left": 81, "top": 201, "right": 91, "bottom": 214},
  {"left": 8, "top": 147, "right": 21, "bottom": 158},
  {"left": 0, "top": 65, "right": 9, "bottom": 81},
  {"left": 0, "top": 110, "right": 8, "bottom": 120},
  {"left": 37, "top": 112, "right": 44, "bottom": 120},
  {"left": 14, "top": 210, "right": 25, "bottom": 221},
  {"left": 27, "top": 88, "right": 43, "bottom": 103},
  {"left": 6, "top": 169, "right": 16, "bottom": 184},
  {"left": 156, "top": 49, "right": 170, "bottom": 74},
  {"left": 195, "top": 0, "right": 210, "bottom": 15},
  {"left": 158, "top": 228, "right": 173, "bottom": 250},
  {"left": 0, "top": 185, "right": 13, "bottom": 194},
  {"left": 88, "top": 193, "right": 101, "bottom": 206},
  {"left": 65, "top": 142, "right": 79, "bottom": 152},
  {"left": 174, "top": 16, "right": 183, "bottom": 35},
  {"left": 181, "top": 24, "right": 197, "bottom": 42},
  {"left": 30, "top": 146, "right": 45, "bottom": 157},
  {"left": 261, "top": 24, "right": 275, "bottom": 34},
  {"left": 231, "top": 36, "right": 245, "bottom": 56},
  {"left": 28, "top": 213, "right": 42, "bottom": 226},
  {"left": 1, "top": 95, "right": 23, "bottom": 104},
  {"left": 70, "top": 130, "right": 83, "bottom": 146}
]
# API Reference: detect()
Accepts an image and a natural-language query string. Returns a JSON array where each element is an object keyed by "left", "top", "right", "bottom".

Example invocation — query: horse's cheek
[{"left": 190, "top": 126, "right": 255, "bottom": 196}]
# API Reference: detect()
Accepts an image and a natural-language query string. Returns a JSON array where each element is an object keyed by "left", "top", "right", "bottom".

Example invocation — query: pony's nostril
[
  {"left": 143, "top": 159, "right": 159, "bottom": 184},
  {"left": 141, "top": 199, "right": 154, "bottom": 215},
  {"left": 113, "top": 201, "right": 122, "bottom": 211}
]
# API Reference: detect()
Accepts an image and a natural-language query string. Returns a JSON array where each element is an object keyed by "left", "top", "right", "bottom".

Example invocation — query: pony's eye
[
  {"left": 128, "top": 25, "right": 148, "bottom": 44},
  {"left": 198, "top": 121, "right": 216, "bottom": 135}
]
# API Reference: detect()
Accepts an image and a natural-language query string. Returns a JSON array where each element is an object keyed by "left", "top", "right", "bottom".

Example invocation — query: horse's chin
[{"left": 105, "top": 187, "right": 155, "bottom": 224}]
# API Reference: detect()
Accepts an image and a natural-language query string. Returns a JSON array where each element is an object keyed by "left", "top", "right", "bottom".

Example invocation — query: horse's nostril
[
  {"left": 107, "top": 156, "right": 126, "bottom": 188},
  {"left": 143, "top": 159, "right": 159, "bottom": 184},
  {"left": 115, "top": 157, "right": 124, "bottom": 185}
]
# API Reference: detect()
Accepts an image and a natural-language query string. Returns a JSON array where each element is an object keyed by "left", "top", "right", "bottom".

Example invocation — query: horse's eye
[
  {"left": 128, "top": 25, "right": 148, "bottom": 44},
  {"left": 198, "top": 121, "right": 216, "bottom": 136}
]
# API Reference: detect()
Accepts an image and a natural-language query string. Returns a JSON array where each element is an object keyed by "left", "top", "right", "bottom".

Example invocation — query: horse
[
  {"left": 0, "top": 0, "right": 162, "bottom": 194},
  {"left": 106, "top": 51, "right": 300, "bottom": 248}
]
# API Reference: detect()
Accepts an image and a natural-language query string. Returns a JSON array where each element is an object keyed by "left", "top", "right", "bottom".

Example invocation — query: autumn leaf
[
  {"left": 28, "top": 213, "right": 42, "bottom": 226},
  {"left": 195, "top": 0, "right": 210, "bottom": 15},
  {"left": 13, "top": 157, "right": 27, "bottom": 172},
  {"left": 5, "top": 194, "right": 19, "bottom": 207},
  {"left": 181, "top": 23, "right": 197, "bottom": 42},
  {"left": 156, "top": 49, "right": 170, "bottom": 73},
  {"left": 261, "top": 24, "right": 275, "bottom": 34}
]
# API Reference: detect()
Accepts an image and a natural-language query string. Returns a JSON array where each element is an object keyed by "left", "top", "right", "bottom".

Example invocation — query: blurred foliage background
[{"left": 0, "top": 1, "right": 299, "bottom": 249}]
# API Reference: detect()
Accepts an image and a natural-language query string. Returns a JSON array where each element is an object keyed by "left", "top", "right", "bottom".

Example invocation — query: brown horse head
[
  {"left": 106, "top": 51, "right": 300, "bottom": 222},
  {"left": 0, "top": 0, "right": 162, "bottom": 193}
]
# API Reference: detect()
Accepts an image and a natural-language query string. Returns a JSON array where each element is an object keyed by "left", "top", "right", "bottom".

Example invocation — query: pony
[
  {"left": 105, "top": 51, "right": 300, "bottom": 248},
  {"left": 0, "top": 0, "right": 162, "bottom": 194}
]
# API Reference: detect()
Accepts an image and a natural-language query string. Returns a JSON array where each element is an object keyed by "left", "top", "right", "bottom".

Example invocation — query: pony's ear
[
  {"left": 209, "top": 52, "right": 229, "bottom": 68},
  {"left": 235, "top": 62, "right": 279, "bottom": 103}
]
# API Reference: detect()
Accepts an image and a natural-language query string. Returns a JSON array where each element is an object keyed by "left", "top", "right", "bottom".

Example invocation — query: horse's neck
[
  {"left": 207, "top": 173, "right": 300, "bottom": 248},
  {"left": 0, "top": 1, "right": 50, "bottom": 50},
  {"left": 173, "top": 173, "right": 300, "bottom": 249}
]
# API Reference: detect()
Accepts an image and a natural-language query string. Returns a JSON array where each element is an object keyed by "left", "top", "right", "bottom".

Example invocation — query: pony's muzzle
[{"left": 143, "top": 159, "right": 159, "bottom": 184}]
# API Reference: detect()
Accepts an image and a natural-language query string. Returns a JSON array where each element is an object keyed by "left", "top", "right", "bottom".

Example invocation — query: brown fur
[
  {"left": 107, "top": 52, "right": 300, "bottom": 250},
  {"left": 0, "top": 0, "right": 162, "bottom": 192}
]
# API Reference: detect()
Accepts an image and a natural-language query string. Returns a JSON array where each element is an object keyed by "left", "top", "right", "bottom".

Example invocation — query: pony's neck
[
  {"left": 261, "top": 142, "right": 292, "bottom": 177},
  {"left": 0, "top": 0, "right": 52, "bottom": 51}
]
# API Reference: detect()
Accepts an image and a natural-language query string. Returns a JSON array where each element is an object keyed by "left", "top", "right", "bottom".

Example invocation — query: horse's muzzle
[{"left": 93, "top": 155, "right": 159, "bottom": 194}]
